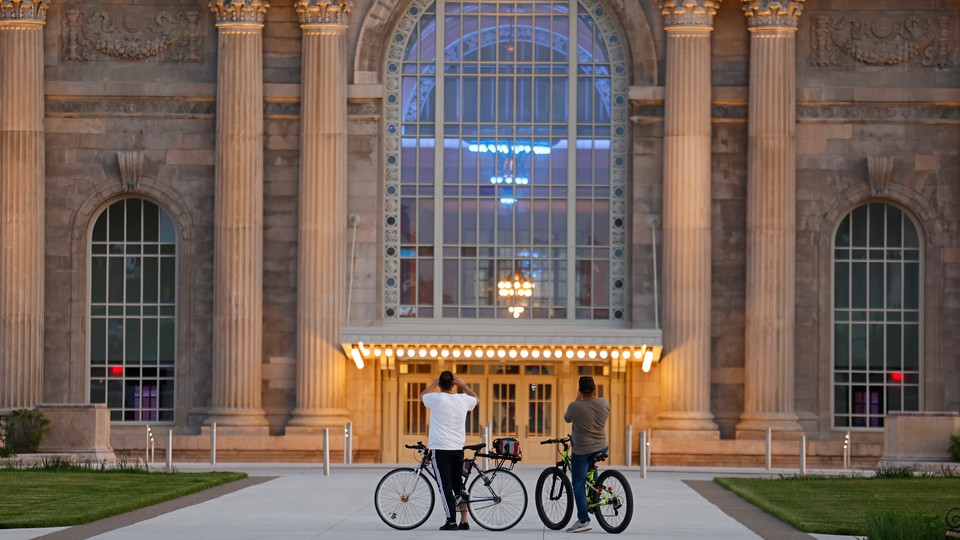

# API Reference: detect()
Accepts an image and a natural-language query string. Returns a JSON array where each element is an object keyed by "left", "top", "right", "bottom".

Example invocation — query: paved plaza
[{"left": 0, "top": 464, "right": 858, "bottom": 540}]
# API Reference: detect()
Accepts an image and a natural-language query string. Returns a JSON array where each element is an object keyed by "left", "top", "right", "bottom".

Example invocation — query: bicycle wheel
[
  {"left": 374, "top": 467, "right": 435, "bottom": 530},
  {"left": 467, "top": 468, "right": 528, "bottom": 531},
  {"left": 593, "top": 469, "right": 633, "bottom": 534},
  {"left": 534, "top": 466, "right": 573, "bottom": 530}
]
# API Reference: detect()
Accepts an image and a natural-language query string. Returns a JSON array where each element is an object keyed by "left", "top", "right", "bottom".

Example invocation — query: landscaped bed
[
  {"left": 0, "top": 466, "right": 246, "bottom": 528},
  {"left": 716, "top": 473, "right": 959, "bottom": 538}
]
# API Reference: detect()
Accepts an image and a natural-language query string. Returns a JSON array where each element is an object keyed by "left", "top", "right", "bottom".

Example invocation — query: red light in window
[
  {"left": 109, "top": 366, "right": 124, "bottom": 376},
  {"left": 890, "top": 372, "right": 903, "bottom": 382}
]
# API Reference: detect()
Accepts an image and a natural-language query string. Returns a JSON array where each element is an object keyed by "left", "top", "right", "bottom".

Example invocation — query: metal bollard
[
  {"left": 145, "top": 425, "right": 152, "bottom": 467},
  {"left": 166, "top": 430, "right": 173, "bottom": 472},
  {"left": 625, "top": 425, "right": 633, "bottom": 467},
  {"left": 210, "top": 422, "right": 217, "bottom": 465},
  {"left": 150, "top": 435, "right": 155, "bottom": 464},
  {"left": 843, "top": 432, "right": 850, "bottom": 470},
  {"left": 323, "top": 428, "right": 330, "bottom": 476},
  {"left": 639, "top": 431, "right": 647, "bottom": 480},
  {"left": 765, "top": 428, "right": 772, "bottom": 471},
  {"left": 799, "top": 435, "right": 807, "bottom": 477},
  {"left": 344, "top": 423, "right": 353, "bottom": 465},
  {"left": 646, "top": 429, "right": 652, "bottom": 468}
]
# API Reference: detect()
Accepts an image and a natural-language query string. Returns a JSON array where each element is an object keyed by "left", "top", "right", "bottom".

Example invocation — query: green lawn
[
  {"left": 0, "top": 469, "right": 246, "bottom": 528},
  {"left": 715, "top": 476, "right": 959, "bottom": 536}
]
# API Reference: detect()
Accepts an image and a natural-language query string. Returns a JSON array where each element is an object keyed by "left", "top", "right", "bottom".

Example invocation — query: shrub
[
  {"left": 948, "top": 434, "right": 960, "bottom": 463},
  {"left": 866, "top": 508, "right": 947, "bottom": 540},
  {"left": 0, "top": 409, "right": 50, "bottom": 457},
  {"left": 872, "top": 464, "right": 914, "bottom": 479}
]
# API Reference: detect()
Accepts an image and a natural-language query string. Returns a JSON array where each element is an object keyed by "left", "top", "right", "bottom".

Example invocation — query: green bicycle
[{"left": 535, "top": 436, "right": 634, "bottom": 534}]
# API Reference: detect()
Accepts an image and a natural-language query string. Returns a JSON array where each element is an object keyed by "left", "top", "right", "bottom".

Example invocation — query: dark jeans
[
  {"left": 430, "top": 449, "right": 464, "bottom": 522},
  {"left": 571, "top": 447, "right": 608, "bottom": 524}
]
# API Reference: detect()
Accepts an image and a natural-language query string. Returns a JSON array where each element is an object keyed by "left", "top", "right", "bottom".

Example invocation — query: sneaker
[
  {"left": 566, "top": 520, "right": 592, "bottom": 533},
  {"left": 458, "top": 522, "right": 470, "bottom": 530},
  {"left": 439, "top": 522, "right": 459, "bottom": 531}
]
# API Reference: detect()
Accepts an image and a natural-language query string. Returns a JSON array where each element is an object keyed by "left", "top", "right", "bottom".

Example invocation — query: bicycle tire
[
  {"left": 534, "top": 466, "right": 573, "bottom": 530},
  {"left": 374, "top": 467, "right": 436, "bottom": 530},
  {"left": 467, "top": 468, "right": 527, "bottom": 531},
  {"left": 593, "top": 469, "right": 633, "bottom": 533}
]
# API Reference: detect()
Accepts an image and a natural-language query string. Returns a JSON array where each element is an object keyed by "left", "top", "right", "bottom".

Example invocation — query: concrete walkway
[{"left": 0, "top": 464, "right": 862, "bottom": 540}]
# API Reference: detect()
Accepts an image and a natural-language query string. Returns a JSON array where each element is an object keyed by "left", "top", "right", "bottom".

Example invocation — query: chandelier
[{"left": 497, "top": 271, "right": 535, "bottom": 318}]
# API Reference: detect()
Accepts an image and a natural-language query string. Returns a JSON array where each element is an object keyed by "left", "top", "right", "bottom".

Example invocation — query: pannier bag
[{"left": 492, "top": 437, "right": 522, "bottom": 460}]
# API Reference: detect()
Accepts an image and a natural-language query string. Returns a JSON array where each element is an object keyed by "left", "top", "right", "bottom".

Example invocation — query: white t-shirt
[{"left": 422, "top": 392, "right": 478, "bottom": 450}]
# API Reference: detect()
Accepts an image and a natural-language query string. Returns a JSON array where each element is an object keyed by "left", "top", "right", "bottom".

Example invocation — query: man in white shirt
[{"left": 421, "top": 370, "right": 478, "bottom": 531}]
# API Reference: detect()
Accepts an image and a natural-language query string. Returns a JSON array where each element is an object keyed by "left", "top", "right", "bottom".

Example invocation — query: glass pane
[
  {"left": 159, "top": 318, "right": 175, "bottom": 364},
  {"left": 903, "top": 324, "right": 919, "bottom": 370},
  {"left": 834, "top": 324, "right": 849, "bottom": 369},
  {"left": 868, "top": 324, "right": 883, "bottom": 369},
  {"left": 851, "top": 324, "right": 866, "bottom": 368},
  {"left": 160, "top": 258, "right": 175, "bottom": 303},
  {"left": 851, "top": 263, "right": 866, "bottom": 308}
]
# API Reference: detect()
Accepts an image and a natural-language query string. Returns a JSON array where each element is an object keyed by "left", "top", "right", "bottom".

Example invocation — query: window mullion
[
  {"left": 433, "top": 2, "right": 445, "bottom": 316},
  {"left": 566, "top": 1, "right": 577, "bottom": 320}
]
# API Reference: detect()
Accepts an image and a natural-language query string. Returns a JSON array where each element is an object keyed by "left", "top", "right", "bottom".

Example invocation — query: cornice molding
[
  {"left": 660, "top": 1, "right": 720, "bottom": 29},
  {"left": 0, "top": 0, "right": 48, "bottom": 22},
  {"left": 296, "top": 0, "right": 352, "bottom": 26},
  {"left": 209, "top": 0, "right": 268, "bottom": 26},
  {"left": 741, "top": 0, "right": 804, "bottom": 29}
]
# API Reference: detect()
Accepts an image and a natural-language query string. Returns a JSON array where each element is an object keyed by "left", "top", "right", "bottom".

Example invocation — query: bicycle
[
  {"left": 534, "top": 436, "right": 634, "bottom": 534},
  {"left": 374, "top": 441, "right": 528, "bottom": 531}
]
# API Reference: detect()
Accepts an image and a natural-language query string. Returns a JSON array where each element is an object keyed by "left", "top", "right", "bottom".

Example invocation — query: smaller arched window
[
  {"left": 89, "top": 198, "right": 177, "bottom": 423},
  {"left": 832, "top": 202, "right": 921, "bottom": 429}
]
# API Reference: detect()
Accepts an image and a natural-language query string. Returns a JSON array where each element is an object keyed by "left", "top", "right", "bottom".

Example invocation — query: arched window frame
[
  {"left": 831, "top": 201, "right": 923, "bottom": 430},
  {"left": 382, "top": 0, "right": 629, "bottom": 321},
  {"left": 88, "top": 197, "right": 178, "bottom": 423}
]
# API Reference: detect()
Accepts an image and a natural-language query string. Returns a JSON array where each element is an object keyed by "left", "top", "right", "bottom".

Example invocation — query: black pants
[{"left": 430, "top": 449, "right": 464, "bottom": 522}]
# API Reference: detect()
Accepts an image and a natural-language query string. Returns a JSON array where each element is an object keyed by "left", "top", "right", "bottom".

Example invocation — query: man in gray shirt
[{"left": 563, "top": 376, "right": 610, "bottom": 533}]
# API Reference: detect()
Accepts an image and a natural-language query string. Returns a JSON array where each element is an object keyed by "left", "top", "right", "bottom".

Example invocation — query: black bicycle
[
  {"left": 534, "top": 436, "right": 633, "bottom": 533},
  {"left": 374, "top": 441, "right": 528, "bottom": 531}
]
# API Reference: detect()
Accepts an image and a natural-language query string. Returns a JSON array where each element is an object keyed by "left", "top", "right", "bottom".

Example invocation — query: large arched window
[
  {"left": 89, "top": 198, "right": 177, "bottom": 422},
  {"left": 383, "top": 0, "right": 628, "bottom": 321},
  {"left": 833, "top": 202, "right": 921, "bottom": 429}
]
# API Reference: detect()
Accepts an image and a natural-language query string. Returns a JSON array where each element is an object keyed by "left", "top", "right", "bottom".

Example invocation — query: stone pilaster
[
  {"left": 287, "top": 0, "right": 352, "bottom": 431},
  {"left": 655, "top": 0, "right": 721, "bottom": 438},
  {"left": 737, "top": 0, "right": 804, "bottom": 437},
  {"left": 0, "top": 0, "right": 48, "bottom": 411},
  {"left": 206, "top": 0, "right": 269, "bottom": 430}
]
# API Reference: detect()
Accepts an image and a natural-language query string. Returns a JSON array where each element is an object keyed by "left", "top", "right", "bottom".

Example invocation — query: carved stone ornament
[
  {"left": 812, "top": 14, "right": 953, "bottom": 68},
  {"left": 0, "top": 0, "right": 49, "bottom": 22},
  {"left": 296, "top": 0, "right": 352, "bottom": 25},
  {"left": 741, "top": 0, "right": 804, "bottom": 29},
  {"left": 660, "top": 1, "right": 720, "bottom": 28},
  {"left": 866, "top": 155, "right": 893, "bottom": 197},
  {"left": 209, "top": 0, "right": 269, "bottom": 25},
  {"left": 62, "top": 9, "right": 202, "bottom": 62},
  {"left": 118, "top": 150, "right": 145, "bottom": 192}
]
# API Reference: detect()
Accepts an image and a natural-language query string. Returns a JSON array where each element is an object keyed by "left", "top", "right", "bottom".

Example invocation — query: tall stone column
[
  {"left": 206, "top": 0, "right": 269, "bottom": 430},
  {"left": 737, "top": 0, "right": 804, "bottom": 437},
  {"left": 287, "top": 0, "right": 352, "bottom": 431},
  {"left": 0, "top": 0, "right": 48, "bottom": 411},
  {"left": 655, "top": 1, "right": 720, "bottom": 438}
]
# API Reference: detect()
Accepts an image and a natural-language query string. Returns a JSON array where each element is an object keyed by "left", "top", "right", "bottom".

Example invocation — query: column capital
[
  {"left": 741, "top": 0, "right": 804, "bottom": 29},
  {"left": 0, "top": 0, "right": 48, "bottom": 22},
  {"left": 209, "top": 0, "right": 269, "bottom": 26},
  {"left": 660, "top": 1, "right": 719, "bottom": 29},
  {"left": 296, "top": 0, "right": 351, "bottom": 27}
]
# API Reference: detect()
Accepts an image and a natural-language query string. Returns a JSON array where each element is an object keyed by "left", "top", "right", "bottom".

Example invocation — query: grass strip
[
  {"left": 714, "top": 476, "right": 959, "bottom": 536},
  {"left": 0, "top": 469, "right": 246, "bottom": 528}
]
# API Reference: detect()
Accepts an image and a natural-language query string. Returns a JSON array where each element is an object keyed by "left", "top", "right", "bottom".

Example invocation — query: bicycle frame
[
  {"left": 405, "top": 442, "right": 516, "bottom": 508},
  {"left": 545, "top": 437, "right": 614, "bottom": 512}
]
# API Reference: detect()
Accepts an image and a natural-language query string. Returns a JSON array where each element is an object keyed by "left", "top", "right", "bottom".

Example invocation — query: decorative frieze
[
  {"left": 45, "top": 98, "right": 216, "bottom": 118},
  {"left": 0, "top": 0, "right": 48, "bottom": 22},
  {"left": 812, "top": 14, "right": 953, "bottom": 68},
  {"left": 798, "top": 103, "right": 960, "bottom": 123},
  {"left": 295, "top": 0, "right": 351, "bottom": 26},
  {"left": 61, "top": 9, "right": 202, "bottom": 62},
  {"left": 209, "top": 0, "right": 268, "bottom": 25},
  {"left": 660, "top": 1, "right": 720, "bottom": 29},
  {"left": 741, "top": 0, "right": 804, "bottom": 29}
]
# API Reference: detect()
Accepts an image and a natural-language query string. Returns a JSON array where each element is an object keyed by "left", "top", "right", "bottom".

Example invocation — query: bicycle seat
[
  {"left": 464, "top": 443, "right": 485, "bottom": 452},
  {"left": 588, "top": 450, "right": 608, "bottom": 463}
]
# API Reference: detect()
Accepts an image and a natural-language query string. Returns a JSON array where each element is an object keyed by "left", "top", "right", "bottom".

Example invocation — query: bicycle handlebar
[{"left": 540, "top": 436, "right": 571, "bottom": 445}]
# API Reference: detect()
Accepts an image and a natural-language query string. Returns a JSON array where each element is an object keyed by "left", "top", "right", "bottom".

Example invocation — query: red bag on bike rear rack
[{"left": 492, "top": 437, "right": 522, "bottom": 460}]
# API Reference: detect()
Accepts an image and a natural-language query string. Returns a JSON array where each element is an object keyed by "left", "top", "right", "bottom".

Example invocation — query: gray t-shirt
[{"left": 563, "top": 397, "right": 610, "bottom": 455}]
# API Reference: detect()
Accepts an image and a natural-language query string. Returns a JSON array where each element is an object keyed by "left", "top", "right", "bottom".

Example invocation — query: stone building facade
[{"left": 1, "top": 0, "right": 958, "bottom": 464}]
